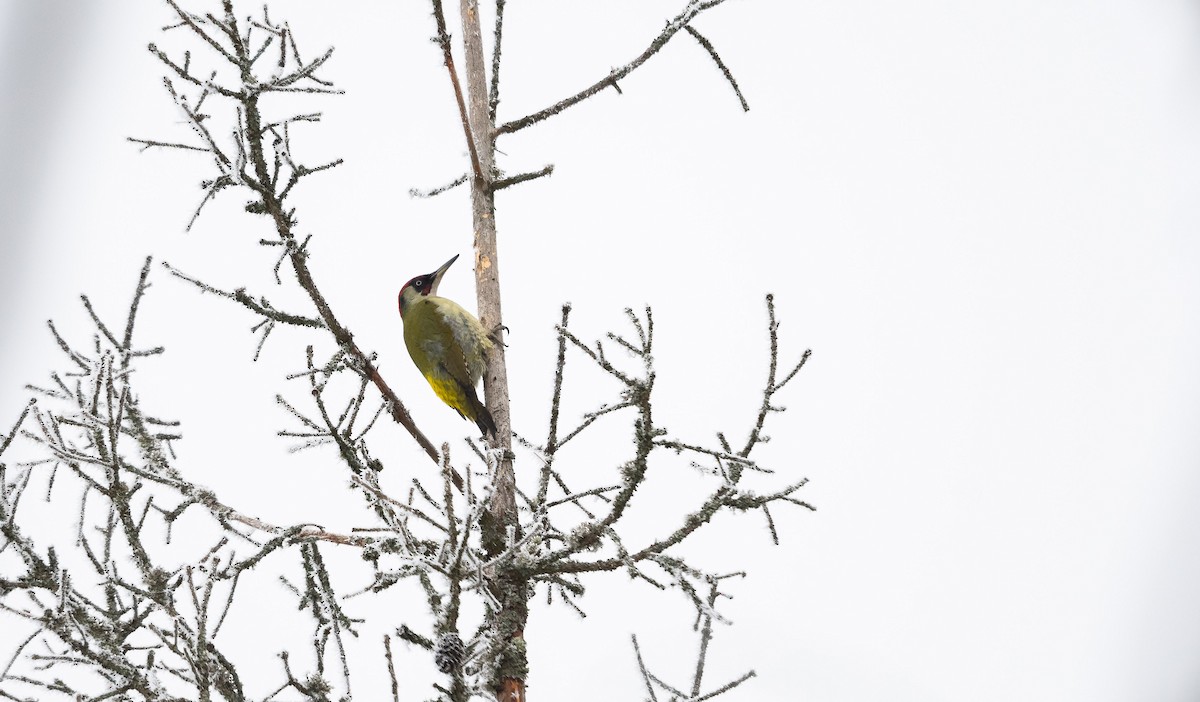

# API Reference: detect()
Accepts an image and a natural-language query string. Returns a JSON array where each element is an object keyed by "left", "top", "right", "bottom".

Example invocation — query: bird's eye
[{"left": 415, "top": 280, "right": 423, "bottom": 289}]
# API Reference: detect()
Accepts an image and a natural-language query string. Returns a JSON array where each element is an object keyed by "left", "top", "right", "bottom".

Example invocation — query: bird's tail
[
  {"left": 455, "top": 379, "right": 496, "bottom": 439},
  {"left": 467, "top": 389, "right": 497, "bottom": 439}
]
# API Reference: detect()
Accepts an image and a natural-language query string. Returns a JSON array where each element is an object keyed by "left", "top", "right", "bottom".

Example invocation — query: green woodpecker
[{"left": 398, "top": 254, "right": 497, "bottom": 438}]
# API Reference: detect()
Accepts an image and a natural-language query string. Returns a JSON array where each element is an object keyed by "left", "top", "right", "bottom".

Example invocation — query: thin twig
[
  {"left": 695, "top": 670, "right": 757, "bottom": 701},
  {"left": 162, "top": 262, "right": 325, "bottom": 328},
  {"left": 384, "top": 635, "right": 400, "bottom": 702},
  {"left": 127, "top": 137, "right": 211, "bottom": 153},
  {"left": 683, "top": 26, "right": 749, "bottom": 112},
  {"left": 488, "top": 0, "right": 506, "bottom": 123},
  {"left": 0, "top": 401, "right": 35, "bottom": 458},
  {"left": 631, "top": 635, "right": 660, "bottom": 702},
  {"left": 691, "top": 580, "right": 718, "bottom": 697},
  {"left": 409, "top": 173, "right": 468, "bottom": 199},
  {"left": 742, "top": 295, "right": 811, "bottom": 457},
  {"left": 536, "top": 304, "right": 572, "bottom": 507}
]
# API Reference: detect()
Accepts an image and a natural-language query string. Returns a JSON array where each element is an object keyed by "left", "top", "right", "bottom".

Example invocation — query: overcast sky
[{"left": 3, "top": 1, "right": 1200, "bottom": 701}]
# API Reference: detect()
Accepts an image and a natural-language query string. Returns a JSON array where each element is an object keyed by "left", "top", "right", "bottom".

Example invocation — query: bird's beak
[{"left": 428, "top": 254, "right": 459, "bottom": 295}]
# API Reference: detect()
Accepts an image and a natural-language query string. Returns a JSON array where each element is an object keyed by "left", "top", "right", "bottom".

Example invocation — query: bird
[{"left": 398, "top": 254, "right": 497, "bottom": 438}]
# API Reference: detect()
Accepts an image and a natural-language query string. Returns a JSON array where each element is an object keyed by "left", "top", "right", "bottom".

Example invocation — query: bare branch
[
  {"left": 126, "top": 137, "right": 210, "bottom": 153},
  {"left": 742, "top": 295, "right": 811, "bottom": 457},
  {"left": 491, "top": 164, "right": 554, "bottom": 192},
  {"left": 488, "top": 0, "right": 507, "bottom": 124},
  {"left": 683, "top": 26, "right": 749, "bottom": 112},
  {"left": 269, "top": 47, "right": 335, "bottom": 90},
  {"left": 631, "top": 635, "right": 660, "bottom": 702},
  {"left": 383, "top": 635, "right": 400, "bottom": 702},
  {"left": 691, "top": 580, "right": 719, "bottom": 697},
  {"left": 0, "top": 401, "right": 35, "bottom": 459},
  {"left": 0, "top": 630, "right": 40, "bottom": 684},
  {"left": 762, "top": 503, "right": 779, "bottom": 545},
  {"left": 409, "top": 173, "right": 468, "bottom": 199},
  {"left": 543, "top": 485, "right": 620, "bottom": 510},
  {"left": 496, "top": 0, "right": 732, "bottom": 135},
  {"left": 121, "top": 256, "right": 154, "bottom": 365},
  {"left": 162, "top": 261, "right": 325, "bottom": 328},
  {"left": 429, "top": 0, "right": 485, "bottom": 182},
  {"left": 147, "top": 43, "right": 239, "bottom": 98},
  {"left": 536, "top": 304, "right": 572, "bottom": 507}
]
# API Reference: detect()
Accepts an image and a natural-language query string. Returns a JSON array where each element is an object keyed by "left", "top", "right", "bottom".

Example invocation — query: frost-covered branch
[
  {"left": 1, "top": 3, "right": 818, "bottom": 701},
  {"left": 131, "top": 0, "right": 462, "bottom": 482},
  {"left": 502, "top": 297, "right": 811, "bottom": 697},
  {"left": 0, "top": 255, "right": 506, "bottom": 700},
  {"left": 162, "top": 260, "right": 325, "bottom": 330},
  {"left": 524, "top": 299, "right": 812, "bottom": 575},
  {"left": 626, "top": 574, "right": 756, "bottom": 702},
  {"left": 631, "top": 580, "right": 756, "bottom": 702},
  {"left": 0, "top": 261, "right": 358, "bottom": 701},
  {"left": 742, "top": 294, "right": 811, "bottom": 458}
]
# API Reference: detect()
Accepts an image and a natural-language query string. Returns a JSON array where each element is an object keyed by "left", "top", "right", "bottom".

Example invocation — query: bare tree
[{"left": 0, "top": 2, "right": 813, "bottom": 701}]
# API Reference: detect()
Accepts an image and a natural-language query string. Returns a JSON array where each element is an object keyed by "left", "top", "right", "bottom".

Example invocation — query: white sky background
[{"left": 2, "top": 1, "right": 1200, "bottom": 700}]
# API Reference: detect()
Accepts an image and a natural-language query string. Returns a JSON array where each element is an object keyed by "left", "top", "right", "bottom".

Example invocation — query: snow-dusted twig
[
  {"left": 630, "top": 574, "right": 756, "bottom": 702},
  {"left": 162, "top": 261, "right": 324, "bottom": 329}
]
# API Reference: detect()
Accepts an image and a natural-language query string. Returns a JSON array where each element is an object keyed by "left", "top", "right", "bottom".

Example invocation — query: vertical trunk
[{"left": 458, "top": 2, "right": 527, "bottom": 700}]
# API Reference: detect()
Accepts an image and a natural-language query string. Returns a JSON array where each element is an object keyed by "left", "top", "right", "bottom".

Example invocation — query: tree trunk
[{"left": 458, "top": 1, "right": 527, "bottom": 700}]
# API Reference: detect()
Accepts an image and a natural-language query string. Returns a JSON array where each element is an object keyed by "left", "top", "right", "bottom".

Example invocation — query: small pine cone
[{"left": 434, "top": 633, "right": 465, "bottom": 674}]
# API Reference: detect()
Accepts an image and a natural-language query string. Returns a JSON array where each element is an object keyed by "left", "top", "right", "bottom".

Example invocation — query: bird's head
[{"left": 398, "top": 254, "right": 459, "bottom": 317}]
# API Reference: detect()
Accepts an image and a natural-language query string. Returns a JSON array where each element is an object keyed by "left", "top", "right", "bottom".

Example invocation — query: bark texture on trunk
[{"left": 458, "top": 1, "right": 527, "bottom": 700}]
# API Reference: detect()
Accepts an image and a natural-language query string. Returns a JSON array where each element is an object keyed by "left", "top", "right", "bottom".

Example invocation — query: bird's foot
[{"left": 489, "top": 324, "right": 510, "bottom": 347}]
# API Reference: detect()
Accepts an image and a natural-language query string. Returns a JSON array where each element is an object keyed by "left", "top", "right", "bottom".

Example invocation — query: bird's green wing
[{"left": 431, "top": 313, "right": 475, "bottom": 390}]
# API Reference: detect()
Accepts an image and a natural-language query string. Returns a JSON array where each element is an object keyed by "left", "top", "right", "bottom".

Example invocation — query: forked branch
[{"left": 496, "top": 0, "right": 734, "bottom": 135}]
